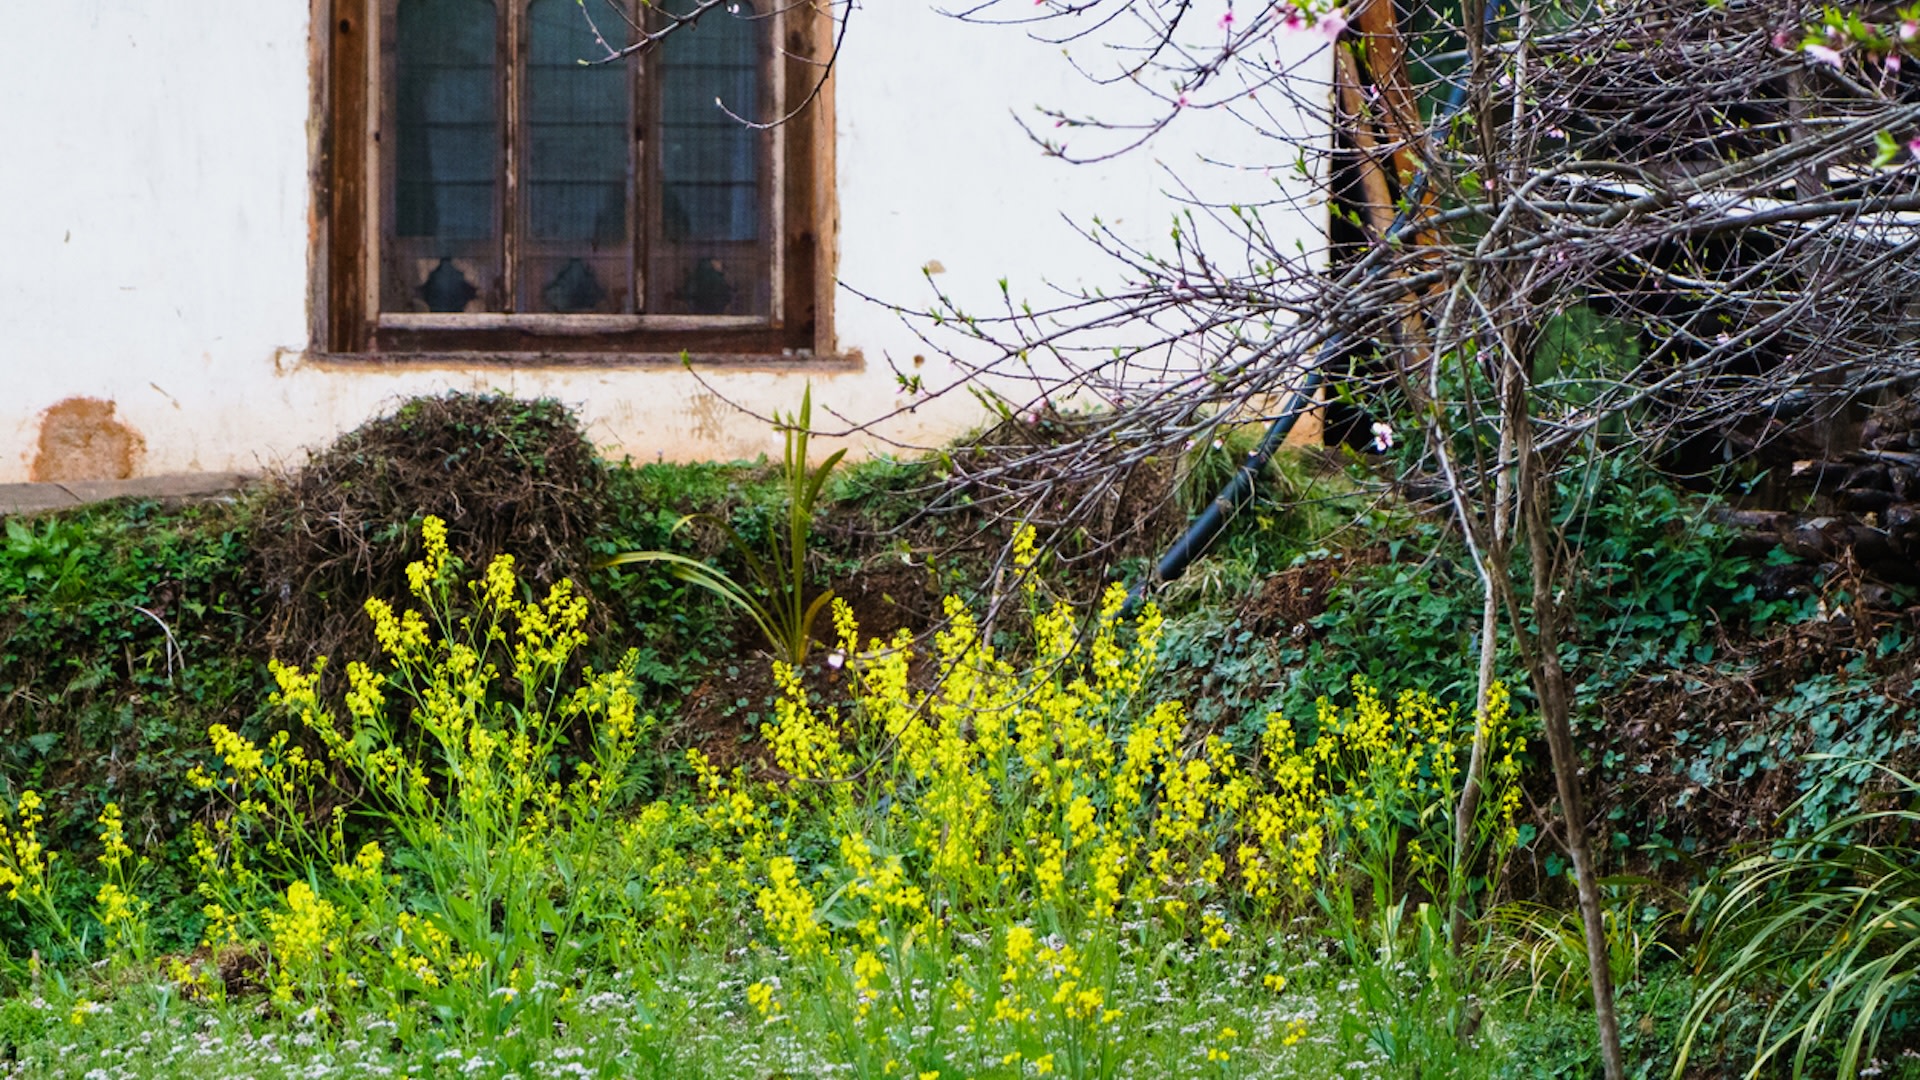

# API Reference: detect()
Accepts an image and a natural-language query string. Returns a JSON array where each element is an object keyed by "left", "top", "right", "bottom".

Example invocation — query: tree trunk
[
  {"left": 1450, "top": 411, "right": 1513, "bottom": 954},
  {"left": 1512, "top": 394, "right": 1626, "bottom": 1080}
]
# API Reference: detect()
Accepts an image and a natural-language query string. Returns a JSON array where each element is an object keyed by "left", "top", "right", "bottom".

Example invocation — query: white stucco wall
[{"left": 0, "top": 2, "right": 1329, "bottom": 483}]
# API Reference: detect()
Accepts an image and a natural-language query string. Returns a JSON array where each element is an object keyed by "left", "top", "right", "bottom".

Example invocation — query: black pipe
[
  {"left": 1124, "top": 32, "right": 1489, "bottom": 613},
  {"left": 1125, "top": 367, "right": 1324, "bottom": 612}
]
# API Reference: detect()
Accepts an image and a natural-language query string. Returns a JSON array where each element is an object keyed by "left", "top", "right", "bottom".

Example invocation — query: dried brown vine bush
[
  {"left": 249, "top": 393, "right": 607, "bottom": 667},
  {"left": 944, "top": 411, "right": 1185, "bottom": 568}
]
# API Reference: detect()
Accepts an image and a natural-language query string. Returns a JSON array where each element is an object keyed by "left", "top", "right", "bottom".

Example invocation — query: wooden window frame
[{"left": 312, "top": 0, "right": 836, "bottom": 363}]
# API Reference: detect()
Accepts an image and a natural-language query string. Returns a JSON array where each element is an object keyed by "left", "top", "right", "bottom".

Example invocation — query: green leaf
[{"left": 1874, "top": 128, "right": 1900, "bottom": 167}]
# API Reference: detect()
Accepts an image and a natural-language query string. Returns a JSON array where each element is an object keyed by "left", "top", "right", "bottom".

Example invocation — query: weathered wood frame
[{"left": 311, "top": 0, "right": 837, "bottom": 363}]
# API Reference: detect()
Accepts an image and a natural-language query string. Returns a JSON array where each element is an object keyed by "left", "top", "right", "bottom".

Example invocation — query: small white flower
[
  {"left": 827, "top": 650, "right": 846, "bottom": 670},
  {"left": 1370, "top": 421, "right": 1396, "bottom": 452}
]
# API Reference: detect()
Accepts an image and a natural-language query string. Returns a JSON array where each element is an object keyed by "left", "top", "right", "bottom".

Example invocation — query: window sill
[
  {"left": 377, "top": 313, "right": 772, "bottom": 333},
  {"left": 303, "top": 349, "right": 863, "bottom": 372}
]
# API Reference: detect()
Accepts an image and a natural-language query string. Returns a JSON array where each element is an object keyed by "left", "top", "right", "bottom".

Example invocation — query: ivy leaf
[{"left": 1874, "top": 129, "right": 1900, "bottom": 167}]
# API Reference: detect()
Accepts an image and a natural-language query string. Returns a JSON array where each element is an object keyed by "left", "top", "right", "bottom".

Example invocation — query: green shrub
[
  {"left": 0, "top": 501, "right": 267, "bottom": 963},
  {"left": 1678, "top": 767, "right": 1920, "bottom": 1079}
]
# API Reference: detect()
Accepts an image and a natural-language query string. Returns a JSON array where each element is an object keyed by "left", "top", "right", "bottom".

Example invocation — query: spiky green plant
[
  {"left": 1488, "top": 886, "right": 1679, "bottom": 1012},
  {"left": 1675, "top": 762, "right": 1920, "bottom": 1079},
  {"left": 605, "top": 384, "right": 845, "bottom": 665}
]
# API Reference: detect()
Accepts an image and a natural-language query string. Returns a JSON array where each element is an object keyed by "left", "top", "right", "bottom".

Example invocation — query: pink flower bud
[{"left": 1805, "top": 43, "right": 1844, "bottom": 68}]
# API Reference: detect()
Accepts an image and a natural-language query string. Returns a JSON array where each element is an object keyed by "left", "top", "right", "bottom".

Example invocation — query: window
[{"left": 318, "top": 0, "right": 832, "bottom": 359}]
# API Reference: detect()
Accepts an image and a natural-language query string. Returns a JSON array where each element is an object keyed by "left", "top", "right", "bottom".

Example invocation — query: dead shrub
[{"left": 249, "top": 393, "right": 607, "bottom": 667}]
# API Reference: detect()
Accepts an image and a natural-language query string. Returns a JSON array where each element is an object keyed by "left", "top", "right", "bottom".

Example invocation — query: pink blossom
[
  {"left": 1177, "top": 92, "right": 1191, "bottom": 108},
  {"left": 1902, "top": 19, "right": 1918, "bottom": 40},
  {"left": 1805, "top": 43, "right": 1844, "bottom": 68},
  {"left": 1315, "top": 8, "right": 1348, "bottom": 40},
  {"left": 1890, "top": 52, "right": 1904, "bottom": 72},
  {"left": 1218, "top": 9, "right": 1235, "bottom": 29},
  {"left": 1772, "top": 28, "right": 1793, "bottom": 49},
  {"left": 1280, "top": 7, "right": 1305, "bottom": 32},
  {"left": 1907, "top": 136, "right": 1920, "bottom": 158}
]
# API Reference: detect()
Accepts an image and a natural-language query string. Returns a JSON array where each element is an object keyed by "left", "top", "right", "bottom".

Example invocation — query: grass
[
  {"left": 0, "top": 957, "right": 1477, "bottom": 1080},
  {"left": 0, "top": 940, "right": 1731, "bottom": 1079},
  {"left": 1674, "top": 771, "right": 1920, "bottom": 1079},
  {"left": 5, "top": 430, "right": 1919, "bottom": 1080}
]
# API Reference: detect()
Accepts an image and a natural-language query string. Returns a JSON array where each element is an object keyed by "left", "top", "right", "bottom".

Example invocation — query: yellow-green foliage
[
  {"left": 692, "top": 528, "right": 1523, "bottom": 929},
  {"left": 0, "top": 520, "right": 1525, "bottom": 1078},
  {"left": 0, "top": 789, "right": 52, "bottom": 904},
  {"left": 647, "top": 526, "right": 1527, "bottom": 1076},
  {"left": 91, "top": 802, "right": 148, "bottom": 960},
  {"left": 178, "top": 514, "right": 653, "bottom": 1027},
  {"left": 0, "top": 788, "right": 76, "bottom": 950}
]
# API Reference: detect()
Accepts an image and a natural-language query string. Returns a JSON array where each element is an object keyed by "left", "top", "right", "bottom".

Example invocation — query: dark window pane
[
  {"left": 658, "top": 4, "right": 761, "bottom": 244},
  {"left": 651, "top": 3, "right": 768, "bottom": 317},
  {"left": 527, "top": 0, "right": 631, "bottom": 247},
  {"left": 395, "top": 0, "right": 499, "bottom": 242}
]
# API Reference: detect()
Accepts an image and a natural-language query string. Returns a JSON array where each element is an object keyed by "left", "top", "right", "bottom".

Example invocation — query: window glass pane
[
  {"left": 659, "top": 5, "right": 760, "bottom": 243},
  {"left": 524, "top": 0, "right": 634, "bottom": 312},
  {"left": 392, "top": 0, "right": 499, "bottom": 312},
  {"left": 395, "top": 0, "right": 498, "bottom": 242},
  {"left": 652, "top": 3, "right": 768, "bottom": 317}
]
